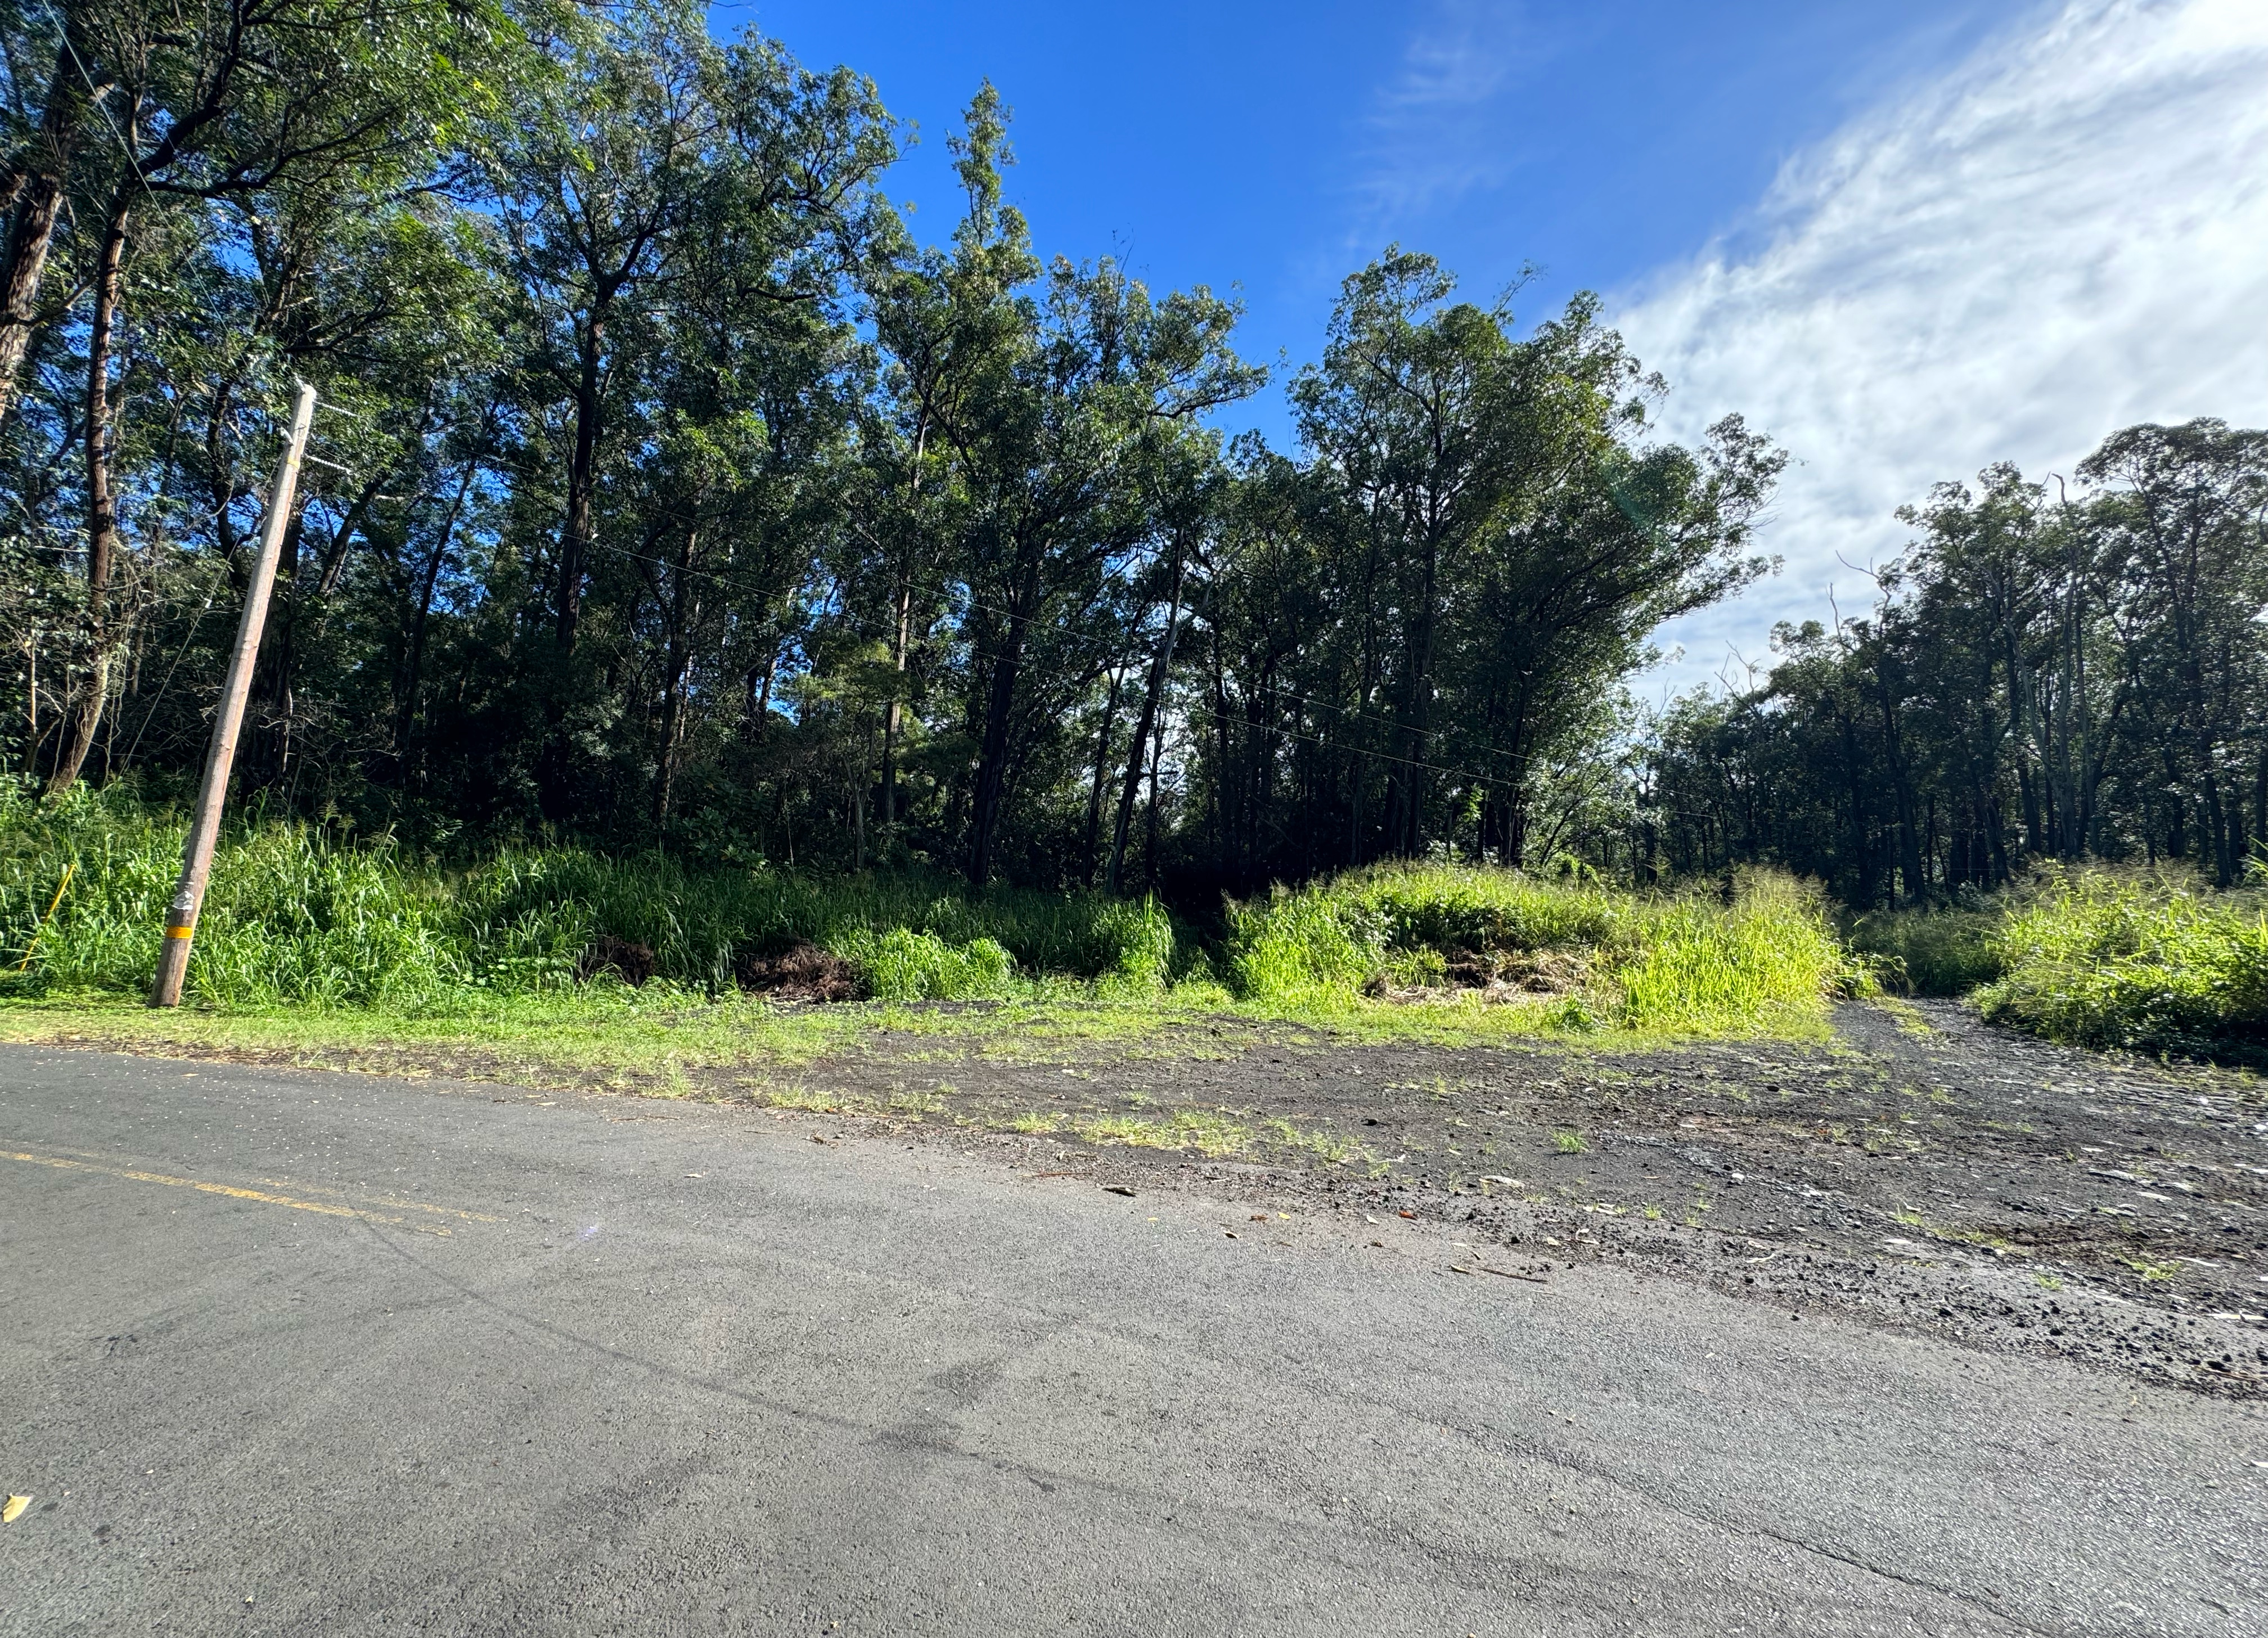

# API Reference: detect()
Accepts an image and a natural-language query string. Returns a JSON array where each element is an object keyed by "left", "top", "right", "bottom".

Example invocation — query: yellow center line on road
[
  {"left": 2, "top": 1148, "right": 489, "bottom": 1236},
  {"left": 249, "top": 1177, "right": 503, "bottom": 1226}
]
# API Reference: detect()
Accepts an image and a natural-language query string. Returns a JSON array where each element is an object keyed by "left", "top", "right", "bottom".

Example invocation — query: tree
[
  {"left": 489, "top": 0, "right": 892, "bottom": 821},
  {"left": 34, "top": 0, "right": 508, "bottom": 791}
]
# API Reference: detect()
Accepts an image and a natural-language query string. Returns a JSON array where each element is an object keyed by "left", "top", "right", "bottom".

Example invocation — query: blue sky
[
  {"left": 736, "top": 0, "right": 2268, "bottom": 693},
  {"left": 739, "top": 0, "right": 1995, "bottom": 434}
]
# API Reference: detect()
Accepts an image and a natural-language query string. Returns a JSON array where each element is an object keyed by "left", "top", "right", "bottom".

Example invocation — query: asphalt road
[{"left": 2, "top": 1046, "right": 2262, "bottom": 1637}]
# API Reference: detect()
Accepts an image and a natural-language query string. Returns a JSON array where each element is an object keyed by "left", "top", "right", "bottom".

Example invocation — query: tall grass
[
  {"left": 0, "top": 782, "right": 1177, "bottom": 1006},
  {"left": 1846, "top": 907, "right": 2004, "bottom": 997},
  {"left": 1, "top": 784, "right": 1847, "bottom": 1034},
  {"left": 1977, "top": 866, "right": 2268, "bottom": 1057},
  {"left": 1224, "top": 862, "right": 1847, "bottom": 1032}
]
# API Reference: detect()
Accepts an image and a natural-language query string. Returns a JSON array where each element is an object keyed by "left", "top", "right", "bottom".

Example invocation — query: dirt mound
[
  {"left": 736, "top": 941, "right": 860, "bottom": 1002},
  {"left": 577, "top": 934, "right": 656, "bottom": 987}
]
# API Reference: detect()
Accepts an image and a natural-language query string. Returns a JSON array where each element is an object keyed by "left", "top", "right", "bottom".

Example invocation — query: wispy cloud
[
  {"left": 1354, "top": 0, "right": 1532, "bottom": 224},
  {"left": 1616, "top": 0, "right": 2268, "bottom": 694}
]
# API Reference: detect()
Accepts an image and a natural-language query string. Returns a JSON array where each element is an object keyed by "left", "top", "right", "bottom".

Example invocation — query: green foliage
[
  {"left": 1647, "top": 426, "right": 2268, "bottom": 906},
  {"left": 1847, "top": 908, "right": 2004, "bottom": 996},
  {"left": 1, "top": 790, "right": 1848, "bottom": 1037},
  {"left": 1977, "top": 867, "right": 2268, "bottom": 1057},
  {"left": 1347, "top": 862, "right": 1625, "bottom": 953},
  {"left": 1609, "top": 874, "right": 1845, "bottom": 1032},
  {"left": 1223, "top": 861, "right": 1844, "bottom": 1032},
  {"left": 0, "top": 785, "right": 1183, "bottom": 1007},
  {"left": 836, "top": 928, "right": 1014, "bottom": 1001},
  {"left": 1225, "top": 862, "right": 1630, "bottom": 1009},
  {"left": 1223, "top": 884, "right": 1384, "bottom": 1009}
]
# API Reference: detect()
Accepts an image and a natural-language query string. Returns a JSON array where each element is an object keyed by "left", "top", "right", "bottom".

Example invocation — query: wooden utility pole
[{"left": 148, "top": 381, "right": 318, "bottom": 1008}]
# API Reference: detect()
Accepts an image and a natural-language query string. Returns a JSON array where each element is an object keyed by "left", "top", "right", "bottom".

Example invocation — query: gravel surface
[
  {"left": 778, "top": 999, "right": 2268, "bottom": 1398},
  {"left": 19, "top": 995, "right": 2266, "bottom": 1399},
  {"left": 5, "top": 1042, "right": 2265, "bottom": 1636}
]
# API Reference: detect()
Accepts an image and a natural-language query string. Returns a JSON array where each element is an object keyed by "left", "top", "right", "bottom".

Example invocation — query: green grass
[
  {"left": 1850, "top": 868, "right": 2268, "bottom": 1065},
  {"left": 0, "top": 785, "right": 1852, "bottom": 1079},
  {"left": 0, "top": 782, "right": 1181, "bottom": 1007},
  {"left": 1223, "top": 862, "right": 1848, "bottom": 1033},
  {"left": 1846, "top": 907, "right": 2003, "bottom": 996},
  {"left": 1976, "top": 866, "right": 2268, "bottom": 1059}
]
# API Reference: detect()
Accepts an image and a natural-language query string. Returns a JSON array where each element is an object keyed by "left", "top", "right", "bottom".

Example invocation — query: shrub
[
  {"left": 1225, "top": 860, "right": 1843, "bottom": 1031},
  {"left": 1847, "top": 908, "right": 2002, "bottom": 996},
  {"left": 836, "top": 928, "right": 1016, "bottom": 1002},
  {"left": 1224, "top": 882, "right": 1384, "bottom": 1009},
  {"left": 1977, "top": 867, "right": 2268, "bottom": 1057},
  {"left": 1608, "top": 871, "right": 1843, "bottom": 1032}
]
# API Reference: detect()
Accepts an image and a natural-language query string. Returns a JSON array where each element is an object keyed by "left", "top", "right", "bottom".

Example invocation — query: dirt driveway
[{"left": 773, "top": 998, "right": 2268, "bottom": 1398}]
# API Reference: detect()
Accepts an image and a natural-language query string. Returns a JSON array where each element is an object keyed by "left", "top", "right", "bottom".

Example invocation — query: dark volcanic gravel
[
  {"left": 51, "top": 993, "right": 2268, "bottom": 1398},
  {"left": 781, "top": 998, "right": 2268, "bottom": 1398}
]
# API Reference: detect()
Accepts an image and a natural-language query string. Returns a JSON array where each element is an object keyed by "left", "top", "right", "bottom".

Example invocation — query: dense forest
[
  {"left": 2, "top": 0, "right": 2260, "bottom": 911},
  {"left": 1648, "top": 424, "right": 2268, "bottom": 901}
]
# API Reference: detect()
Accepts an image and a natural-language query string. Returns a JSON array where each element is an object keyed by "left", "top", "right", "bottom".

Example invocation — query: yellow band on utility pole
[{"left": 163, "top": 925, "right": 195, "bottom": 939}]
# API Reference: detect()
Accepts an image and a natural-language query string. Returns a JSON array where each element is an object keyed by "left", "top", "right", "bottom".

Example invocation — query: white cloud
[
  {"left": 1616, "top": 0, "right": 2268, "bottom": 696},
  {"left": 1356, "top": 1, "right": 1531, "bottom": 224}
]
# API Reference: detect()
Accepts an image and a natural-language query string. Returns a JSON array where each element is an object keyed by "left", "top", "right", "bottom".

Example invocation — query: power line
[{"left": 35, "top": 0, "right": 155, "bottom": 200}]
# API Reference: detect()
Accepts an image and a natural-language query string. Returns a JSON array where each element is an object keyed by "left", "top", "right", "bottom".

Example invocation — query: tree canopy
[{"left": 3, "top": 0, "right": 2249, "bottom": 905}]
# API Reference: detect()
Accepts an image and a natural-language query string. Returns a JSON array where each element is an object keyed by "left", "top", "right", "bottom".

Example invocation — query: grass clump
[
  {"left": 1847, "top": 907, "right": 2003, "bottom": 996},
  {"left": 1078, "top": 1108, "right": 1253, "bottom": 1156},
  {"left": 1223, "top": 862, "right": 1845, "bottom": 1034},
  {"left": 837, "top": 928, "right": 1015, "bottom": 1002},
  {"left": 1976, "top": 867, "right": 2268, "bottom": 1059},
  {"left": 1609, "top": 874, "right": 1846, "bottom": 1032}
]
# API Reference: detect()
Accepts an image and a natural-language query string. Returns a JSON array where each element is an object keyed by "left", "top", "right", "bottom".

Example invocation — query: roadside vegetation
[
  {"left": 11, "top": 786, "right": 2265, "bottom": 1070},
  {"left": 1854, "top": 866, "right": 2268, "bottom": 1062},
  {"left": 1847, "top": 906, "right": 2004, "bottom": 997},
  {"left": 1974, "top": 867, "right": 2268, "bottom": 1059},
  {"left": 1, "top": 786, "right": 1849, "bottom": 1050}
]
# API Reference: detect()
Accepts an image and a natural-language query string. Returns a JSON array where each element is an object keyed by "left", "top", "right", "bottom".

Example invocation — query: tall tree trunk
[
  {"left": 1082, "top": 665, "right": 1124, "bottom": 886},
  {"left": 880, "top": 573, "right": 911, "bottom": 835},
  {"left": 1837, "top": 709, "right": 1877, "bottom": 906},
  {"left": 0, "top": 43, "right": 83, "bottom": 428},
  {"left": 968, "top": 548, "right": 1043, "bottom": 888},
  {"left": 2254, "top": 743, "right": 2267, "bottom": 868},
  {"left": 1108, "top": 551, "right": 1184, "bottom": 896},
  {"left": 559, "top": 314, "right": 605, "bottom": 651},
  {"left": 879, "top": 417, "right": 928, "bottom": 839},
  {"left": 392, "top": 457, "right": 480, "bottom": 779},
  {"left": 248, "top": 507, "right": 307, "bottom": 791},
  {"left": 2201, "top": 761, "right": 2234, "bottom": 888},
  {"left": 1394, "top": 530, "right": 1441, "bottom": 857},
  {"left": 1213, "top": 640, "right": 1235, "bottom": 872},
  {"left": 541, "top": 312, "right": 605, "bottom": 821},
  {"left": 1142, "top": 689, "right": 1167, "bottom": 890},
  {"left": 966, "top": 616, "right": 1027, "bottom": 888},
  {"left": 1873, "top": 662, "right": 1928, "bottom": 901},
  {"left": 48, "top": 192, "right": 129, "bottom": 794},
  {"left": 313, "top": 475, "right": 389, "bottom": 601},
  {"left": 747, "top": 640, "right": 780, "bottom": 744},
  {"left": 652, "top": 526, "right": 698, "bottom": 827}
]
